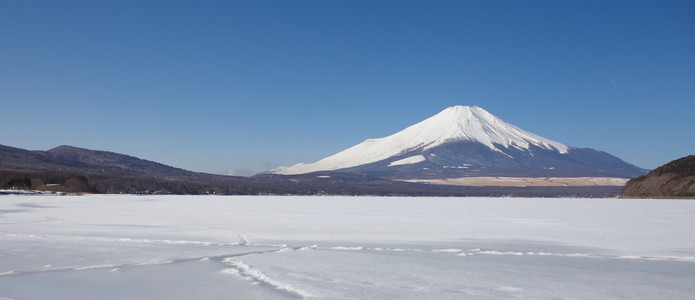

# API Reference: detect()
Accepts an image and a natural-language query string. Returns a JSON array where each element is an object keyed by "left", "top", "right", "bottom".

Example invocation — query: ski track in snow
[
  {"left": 299, "top": 244, "right": 695, "bottom": 263},
  {"left": 7, "top": 232, "right": 694, "bottom": 269},
  {"left": 221, "top": 258, "right": 310, "bottom": 299},
  {"left": 0, "top": 247, "right": 283, "bottom": 278}
]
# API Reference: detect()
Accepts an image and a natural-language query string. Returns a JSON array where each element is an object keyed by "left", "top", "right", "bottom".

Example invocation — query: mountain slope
[
  {"left": 273, "top": 106, "right": 646, "bottom": 179},
  {"left": 623, "top": 155, "right": 695, "bottom": 198},
  {"left": 45, "top": 145, "right": 197, "bottom": 179},
  {"left": 0, "top": 144, "right": 202, "bottom": 180}
]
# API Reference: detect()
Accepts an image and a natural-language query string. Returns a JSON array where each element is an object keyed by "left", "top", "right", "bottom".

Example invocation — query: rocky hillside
[{"left": 623, "top": 155, "right": 695, "bottom": 198}]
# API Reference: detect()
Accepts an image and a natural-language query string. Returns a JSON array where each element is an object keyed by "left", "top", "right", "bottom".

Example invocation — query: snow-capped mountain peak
[
  {"left": 418, "top": 105, "right": 569, "bottom": 154},
  {"left": 273, "top": 106, "right": 569, "bottom": 175}
]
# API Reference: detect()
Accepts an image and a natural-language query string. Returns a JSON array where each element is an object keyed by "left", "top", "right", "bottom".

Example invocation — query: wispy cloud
[
  {"left": 602, "top": 72, "right": 618, "bottom": 88},
  {"left": 225, "top": 162, "right": 280, "bottom": 177},
  {"left": 225, "top": 168, "right": 255, "bottom": 177}
]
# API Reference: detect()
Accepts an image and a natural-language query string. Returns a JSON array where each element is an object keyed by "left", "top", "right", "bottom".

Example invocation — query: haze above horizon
[{"left": 1, "top": 1, "right": 693, "bottom": 175}]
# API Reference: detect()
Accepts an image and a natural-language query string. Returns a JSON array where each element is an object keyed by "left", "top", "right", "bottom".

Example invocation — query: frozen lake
[{"left": 1, "top": 195, "right": 694, "bottom": 299}]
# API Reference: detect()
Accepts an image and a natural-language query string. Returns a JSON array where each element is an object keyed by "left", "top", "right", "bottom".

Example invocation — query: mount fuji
[{"left": 273, "top": 106, "right": 646, "bottom": 179}]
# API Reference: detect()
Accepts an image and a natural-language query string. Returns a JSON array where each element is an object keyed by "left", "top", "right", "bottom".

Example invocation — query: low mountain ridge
[
  {"left": 1, "top": 144, "right": 622, "bottom": 197},
  {"left": 1, "top": 144, "right": 204, "bottom": 180},
  {"left": 46, "top": 145, "right": 198, "bottom": 179}
]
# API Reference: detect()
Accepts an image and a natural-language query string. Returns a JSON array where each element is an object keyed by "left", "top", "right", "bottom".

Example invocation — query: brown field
[{"left": 401, "top": 177, "right": 629, "bottom": 187}]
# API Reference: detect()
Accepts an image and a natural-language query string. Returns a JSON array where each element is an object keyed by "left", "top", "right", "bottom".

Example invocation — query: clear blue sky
[{"left": 1, "top": 1, "right": 693, "bottom": 175}]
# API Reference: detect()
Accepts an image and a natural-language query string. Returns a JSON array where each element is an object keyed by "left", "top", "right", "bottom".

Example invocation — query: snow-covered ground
[{"left": 1, "top": 195, "right": 694, "bottom": 299}]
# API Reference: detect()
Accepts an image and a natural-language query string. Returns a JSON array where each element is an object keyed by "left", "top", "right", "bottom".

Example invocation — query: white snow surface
[
  {"left": 388, "top": 154, "right": 427, "bottom": 167},
  {"left": 1, "top": 195, "right": 694, "bottom": 299},
  {"left": 274, "top": 106, "right": 569, "bottom": 175}
]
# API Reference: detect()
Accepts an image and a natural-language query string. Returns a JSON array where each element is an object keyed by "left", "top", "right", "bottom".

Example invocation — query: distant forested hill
[{"left": 1, "top": 144, "right": 622, "bottom": 197}]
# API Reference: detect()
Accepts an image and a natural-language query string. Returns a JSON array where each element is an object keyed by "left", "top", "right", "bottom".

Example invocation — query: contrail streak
[{"left": 602, "top": 72, "right": 618, "bottom": 87}]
